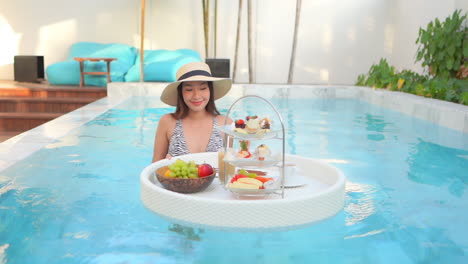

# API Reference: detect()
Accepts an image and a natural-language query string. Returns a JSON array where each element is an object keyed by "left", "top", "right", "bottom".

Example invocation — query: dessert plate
[
  {"left": 215, "top": 125, "right": 283, "bottom": 140},
  {"left": 225, "top": 156, "right": 281, "bottom": 167}
]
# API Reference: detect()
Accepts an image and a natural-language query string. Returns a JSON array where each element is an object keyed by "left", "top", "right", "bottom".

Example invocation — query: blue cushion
[
  {"left": 46, "top": 61, "right": 80, "bottom": 85},
  {"left": 124, "top": 49, "right": 202, "bottom": 82}
]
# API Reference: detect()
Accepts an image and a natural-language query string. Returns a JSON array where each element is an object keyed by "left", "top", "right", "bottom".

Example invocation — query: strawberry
[
  {"left": 235, "top": 119, "right": 246, "bottom": 128},
  {"left": 230, "top": 174, "right": 248, "bottom": 183}
]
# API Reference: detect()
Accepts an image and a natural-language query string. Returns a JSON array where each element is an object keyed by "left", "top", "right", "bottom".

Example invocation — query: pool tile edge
[{"left": 0, "top": 97, "right": 127, "bottom": 173}]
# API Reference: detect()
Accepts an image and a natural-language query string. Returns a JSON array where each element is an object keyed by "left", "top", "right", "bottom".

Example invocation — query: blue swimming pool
[{"left": 1, "top": 94, "right": 467, "bottom": 263}]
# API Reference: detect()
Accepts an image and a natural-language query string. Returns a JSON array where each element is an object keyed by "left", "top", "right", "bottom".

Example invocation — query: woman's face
[{"left": 181, "top": 81, "right": 211, "bottom": 112}]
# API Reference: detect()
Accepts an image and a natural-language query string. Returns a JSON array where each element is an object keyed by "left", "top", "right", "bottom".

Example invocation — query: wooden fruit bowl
[{"left": 156, "top": 166, "right": 215, "bottom": 194}]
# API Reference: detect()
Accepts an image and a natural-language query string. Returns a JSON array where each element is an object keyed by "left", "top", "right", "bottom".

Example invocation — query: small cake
[
  {"left": 237, "top": 140, "right": 252, "bottom": 158},
  {"left": 255, "top": 144, "right": 271, "bottom": 161},
  {"left": 245, "top": 117, "right": 260, "bottom": 134},
  {"left": 259, "top": 118, "right": 271, "bottom": 129}
]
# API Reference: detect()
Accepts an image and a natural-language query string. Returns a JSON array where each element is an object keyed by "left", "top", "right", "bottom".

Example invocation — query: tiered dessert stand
[{"left": 219, "top": 95, "right": 287, "bottom": 198}]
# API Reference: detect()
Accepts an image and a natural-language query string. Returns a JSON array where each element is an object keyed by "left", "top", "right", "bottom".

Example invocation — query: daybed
[{"left": 46, "top": 42, "right": 202, "bottom": 86}]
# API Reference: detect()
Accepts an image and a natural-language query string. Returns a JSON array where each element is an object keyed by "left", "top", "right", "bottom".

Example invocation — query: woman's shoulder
[
  {"left": 216, "top": 114, "right": 233, "bottom": 125},
  {"left": 160, "top": 113, "right": 176, "bottom": 121},
  {"left": 159, "top": 114, "right": 177, "bottom": 127}
]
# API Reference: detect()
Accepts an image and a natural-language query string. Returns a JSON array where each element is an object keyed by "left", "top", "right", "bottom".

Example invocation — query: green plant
[
  {"left": 443, "top": 78, "right": 468, "bottom": 104},
  {"left": 395, "top": 70, "right": 427, "bottom": 93},
  {"left": 356, "top": 65, "right": 468, "bottom": 105},
  {"left": 415, "top": 9, "right": 467, "bottom": 78},
  {"left": 461, "top": 91, "right": 468, "bottom": 105},
  {"left": 415, "top": 77, "right": 468, "bottom": 104},
  {"left": 355, "top": 58, "right": 398, "bottom": 89}
]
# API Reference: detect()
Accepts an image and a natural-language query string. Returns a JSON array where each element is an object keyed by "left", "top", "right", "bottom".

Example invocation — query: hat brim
[{"left": 161, "top": 76, "right": 232, "bottom": 106}]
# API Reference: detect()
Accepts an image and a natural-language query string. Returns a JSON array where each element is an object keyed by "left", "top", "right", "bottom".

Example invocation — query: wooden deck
[{"left": 0, "top": 80, "right": 107, "bottom": 142}]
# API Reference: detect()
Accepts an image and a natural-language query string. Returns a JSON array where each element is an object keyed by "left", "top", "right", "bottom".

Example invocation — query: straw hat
[{"left": 161, "top": 61, "right": 232, "bottom": 106}]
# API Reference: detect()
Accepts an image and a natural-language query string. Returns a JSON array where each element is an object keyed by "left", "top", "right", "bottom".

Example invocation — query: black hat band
[{"left": 177, "top": 70, "right": 212, "bottom": 81}]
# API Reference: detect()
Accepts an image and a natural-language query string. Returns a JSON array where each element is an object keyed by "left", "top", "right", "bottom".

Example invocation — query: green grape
[
  {"left": 175, "top": 159, "right": 186, "bottom": 168},
  {"left": 167, "top": 159, "right": 204, "bottom": 179}
]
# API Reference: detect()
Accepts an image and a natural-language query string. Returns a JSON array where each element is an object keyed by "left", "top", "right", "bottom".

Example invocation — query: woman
[{"left": 152, "top": 61, "right": 232, "bottom": 162}]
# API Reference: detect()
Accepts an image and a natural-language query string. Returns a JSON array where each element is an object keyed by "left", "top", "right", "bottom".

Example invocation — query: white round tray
[{"left": 140, "top": 152, "right": 346, "bottom": 230}]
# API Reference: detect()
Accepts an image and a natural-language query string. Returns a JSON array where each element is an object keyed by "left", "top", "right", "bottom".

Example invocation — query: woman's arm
[{"left": 152, "top": 114, "right": 174, "bottom": 163}]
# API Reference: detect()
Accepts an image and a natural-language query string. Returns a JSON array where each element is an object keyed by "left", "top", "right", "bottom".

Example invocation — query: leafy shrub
[{"left": 415, "top": 10, "right": 467, "bottom": 78}]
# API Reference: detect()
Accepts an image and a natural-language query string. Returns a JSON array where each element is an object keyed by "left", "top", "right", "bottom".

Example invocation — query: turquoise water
[{"left": 1, "top": 95, "right": 467, "bottom": 263}]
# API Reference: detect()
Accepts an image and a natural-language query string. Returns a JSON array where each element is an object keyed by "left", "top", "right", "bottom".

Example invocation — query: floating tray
[{"left": 140, "top": 152, "right": 346, "bottom": 230}]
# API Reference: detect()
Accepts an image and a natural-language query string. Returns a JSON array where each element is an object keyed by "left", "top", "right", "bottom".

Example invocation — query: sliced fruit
[
  {"left": 228, "top": 181, "right": 260, "bottom": 189},
  {"left": 247, "top": 173, "right": 257, "bottom": 178},
  {"left": 237, "top": 177, "right": 263, "bottom": 187},
  {"left": 230, "top": 174, "right": 248, "bottom": 183},
  {"left": 246, "top": 169, "right": 267, "bottom": 176},
  {"left": 237, "top": 169, "right": 249, "bottom": 175},
  {"left": 254, "top": 176, "right": 274, "bottom": 183}
]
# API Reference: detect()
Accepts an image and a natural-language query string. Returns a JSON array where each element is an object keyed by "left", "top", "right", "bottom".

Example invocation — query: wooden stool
[{"left": 73, "top": 57, "right": 117, "bottom": 87}]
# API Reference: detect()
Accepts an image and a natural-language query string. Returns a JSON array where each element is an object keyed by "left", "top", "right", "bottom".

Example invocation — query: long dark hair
[{"left": 171, "top": 81, "right": 221, "bottom": 119}]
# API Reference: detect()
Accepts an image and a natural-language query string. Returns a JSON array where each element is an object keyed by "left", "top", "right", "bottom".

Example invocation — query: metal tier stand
[{"left": 219, "top": 95, "right": 286, "bottom": 198}]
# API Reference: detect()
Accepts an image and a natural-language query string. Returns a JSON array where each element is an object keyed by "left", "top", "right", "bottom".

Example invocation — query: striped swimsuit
[{"left": 168, "top": 117, "right": 224, "bottom": 157}]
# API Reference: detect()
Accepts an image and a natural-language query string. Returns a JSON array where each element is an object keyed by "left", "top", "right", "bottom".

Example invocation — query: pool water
[{"left": 1, "top": 96, "right": 467, "bottom": 263}]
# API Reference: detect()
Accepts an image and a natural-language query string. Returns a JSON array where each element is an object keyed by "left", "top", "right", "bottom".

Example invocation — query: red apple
[{"left": 198, "top": 163, "right": 214, "bottom": 177}]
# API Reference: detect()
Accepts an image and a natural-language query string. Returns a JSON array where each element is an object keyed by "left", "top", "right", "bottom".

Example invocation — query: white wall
[
  {"left": 0, "top": 0, "right": 466, "bottom": 85},
  {"left": 289, "top": 0, "right": 394, "bottom": 85}
]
